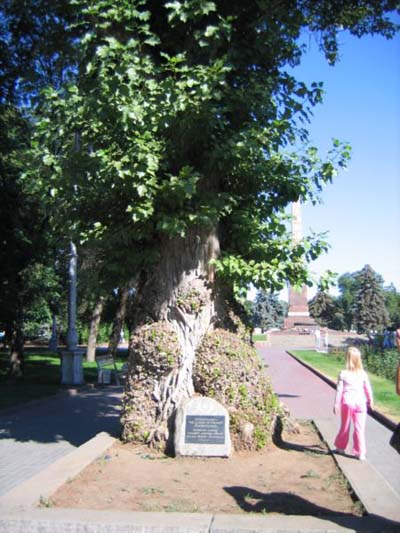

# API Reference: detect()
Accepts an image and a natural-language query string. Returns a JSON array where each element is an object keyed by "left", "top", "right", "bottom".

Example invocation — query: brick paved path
[
  {"left": 0, "top": 387, "right": 122, "bottom": 497},
  {"left": 258, "top": 346, "right": 400, "bottom": 496}
]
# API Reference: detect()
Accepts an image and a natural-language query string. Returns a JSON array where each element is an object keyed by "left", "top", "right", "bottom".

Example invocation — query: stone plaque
[
  {"left": 174, "top": 396, "right": 231, "bottom": 457},
  {"left": 185, "top": 415, "right": 225, "bottom": 444}
]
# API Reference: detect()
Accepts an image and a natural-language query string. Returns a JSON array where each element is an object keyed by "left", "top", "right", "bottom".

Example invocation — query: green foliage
[
  {"left": 24, "top": 0, "right": 397, "bottom": 299},
  {"left": 362, "top": 346, "right": 399, "bottom": 382},
  {"left": 383, "top": 283, "right": 400, "bottom": 329},
  {"left": 194, "top": 328, "right": 284, "bottom": 450},
  {"left": 309, "top": 290, "right": 343, "bottom": 330},
  {"left": 352, "top": 265, "right": 389, "bottom": 334},
  {"left": 336, "top": 272, "right": 360, "bottom": 330},
  {"left": 252, "top": 290, "right": 287, "bottom": 331},
  {"left": 0, "top": 104, "right": 62, "bottom": 351}
]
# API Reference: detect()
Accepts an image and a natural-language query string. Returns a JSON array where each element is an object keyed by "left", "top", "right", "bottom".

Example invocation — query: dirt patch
[{"left": 50, "top": 421, "right": 363, "bottom": 516}]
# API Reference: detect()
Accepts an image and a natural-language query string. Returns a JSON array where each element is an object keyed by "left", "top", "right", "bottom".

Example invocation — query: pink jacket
[{"left": 334, "top": 369, "right": 373, "bottom": 412}]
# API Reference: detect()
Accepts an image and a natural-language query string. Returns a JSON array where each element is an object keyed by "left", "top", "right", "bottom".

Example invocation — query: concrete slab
[{"left": 0, "top": 508, "right": 213, "bottom": 533}]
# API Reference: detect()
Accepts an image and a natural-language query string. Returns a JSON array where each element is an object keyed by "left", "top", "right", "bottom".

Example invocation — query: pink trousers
[{"left": 334, "top": 403, "right": 367, "bottom": 458}]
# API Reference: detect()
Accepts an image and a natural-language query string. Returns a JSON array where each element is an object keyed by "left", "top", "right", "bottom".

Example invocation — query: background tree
[
  {"left": 353, "top": 264, "right": 390, "bottom": 334},
  {"left": 383, "top": 283, "right": 400, "bottom": 330},
  {"left": 336, "top": 272, "right": 360, "bottom": 330},
  {"left": 309, "top": 290, "right": 343, "bottom": 330},
  {"left": 0, "top": 0, "right": 80, "bottom": 375},
  {"left": 0, "top": 104, "right": 62, "bottom": 376},
  {"left": 25, "top": 1, "right": 399, "bottom": 448},
  {"left": 253, "top": 291, "right": 287, "bottom": 331}
]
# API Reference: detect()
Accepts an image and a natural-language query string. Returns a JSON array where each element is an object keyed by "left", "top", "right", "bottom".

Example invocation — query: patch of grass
[
  {"left": 38, "top": 495, "right": 54, "bottom": 508},
  {"left": 301, "top": 469, "right": 320, "bottom": 479},
  {"left": 290, "top": 350, "right": 400, "bottom": 423},
  {"left": 163, "top": 500, "right": 199, "bottom": 513},
  {"left": 0, "top": 349, "right": 127, "bottom": 411},
  {"left": 141, "top": 487, "right": 165, "bottom": 496},
  {"left": 253, "top": 334, "right": 267, "bottom": 341}
]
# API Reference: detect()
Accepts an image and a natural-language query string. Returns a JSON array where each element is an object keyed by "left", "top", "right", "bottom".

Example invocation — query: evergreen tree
[
  {"left": 309, "top": 290, "right": 343, "bottom": 329},
  {"left": 353, "top": 265, "right": 389, "bottom": 334},
  {"left": 253, "top": 291, "right": 287, "bottom": 331}
]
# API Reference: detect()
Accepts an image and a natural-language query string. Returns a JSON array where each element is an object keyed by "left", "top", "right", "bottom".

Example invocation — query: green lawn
[
  {"left": 253, "top": 334, "right": 267, "bottom": 341},
  {"left": 0, "top": 349, "right": 128, "bottom": 411},
  {"left": 290, "top": 350, "right": 400, "bottom": 424}
]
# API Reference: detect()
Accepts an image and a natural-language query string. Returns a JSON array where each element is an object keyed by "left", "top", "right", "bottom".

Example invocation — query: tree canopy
[{"left": 27, "top": 0, "right": 400, "bottom": 299}]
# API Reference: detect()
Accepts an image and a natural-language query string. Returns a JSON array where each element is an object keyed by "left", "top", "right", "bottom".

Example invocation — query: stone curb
[
  {"left": 286, "top": 351, "right": 397, "bottom": 432},
  {"left": 1, "top": 508, "right": 399, "bottom": 532},
  {"left": 314, "top": 418, "right": 400, "bottom": 523}
]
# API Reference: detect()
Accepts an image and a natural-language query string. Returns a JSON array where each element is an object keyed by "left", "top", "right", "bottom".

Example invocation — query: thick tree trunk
[
  {"left": 121, "top": 227, "right": 220, "bottom": 449},
  {"left": 86, "top": 296, "right": 104, "bottom": 362},
  {"left": 8, "top": 321, "right": 24, "bottom": 378},
  {"left": 108, "top": 286, "right": 130, "bottom": 357}
]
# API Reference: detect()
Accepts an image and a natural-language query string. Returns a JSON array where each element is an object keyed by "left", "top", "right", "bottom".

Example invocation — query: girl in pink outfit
[{"left": 333, "top": 346, "right": 373, "bottom": 460}]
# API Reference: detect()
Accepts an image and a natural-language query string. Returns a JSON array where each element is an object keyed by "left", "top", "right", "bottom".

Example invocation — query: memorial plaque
[
  {"left": 185, "top": 415, "right": 225, "bottom": 444},
  {"left": 174, "top": 396, "right": 231, "bottom": 457}
]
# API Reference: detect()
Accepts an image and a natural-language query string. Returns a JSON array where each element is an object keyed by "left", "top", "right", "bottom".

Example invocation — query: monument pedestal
[
  {"left": 61, "top": 349, "right": 85, "bottom": 385},
  {"left": 284, "top": 285, "right": 316, "bottom": 331}
]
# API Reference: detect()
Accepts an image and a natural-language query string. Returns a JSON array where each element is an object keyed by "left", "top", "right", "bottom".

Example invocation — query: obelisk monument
[{"left": 284, "top": 201, "right": 315, "bottom": 330}]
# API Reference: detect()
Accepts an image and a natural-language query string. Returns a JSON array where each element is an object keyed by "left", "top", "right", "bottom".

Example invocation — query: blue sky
[{"left": 291, "top": 26, "right": 400, "bottom": 298}]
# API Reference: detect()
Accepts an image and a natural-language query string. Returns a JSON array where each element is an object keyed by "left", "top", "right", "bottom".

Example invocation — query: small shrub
[{"left": 362, "top": 347, "right": 398, "bottom": 382}]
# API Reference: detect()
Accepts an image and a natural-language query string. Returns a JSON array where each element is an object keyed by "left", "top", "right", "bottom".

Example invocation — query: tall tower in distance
[{"left": 283, "top": 201, "right": 316, "bottom": 330}]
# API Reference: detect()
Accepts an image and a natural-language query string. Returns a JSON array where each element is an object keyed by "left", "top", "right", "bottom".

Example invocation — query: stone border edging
[
  {"left": 0, "top": 431, "right": 116, "bottom": 511},
  {"left": 286, "top": 351, "right": 397, "bottom": 432},
  {"left": 314, "top": 418, "right": 400, "bottom": 523}
]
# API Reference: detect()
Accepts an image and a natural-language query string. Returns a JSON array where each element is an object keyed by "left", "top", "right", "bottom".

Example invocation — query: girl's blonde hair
[{"left": 345, "top": 346, "right": 364, "bottom": 372}]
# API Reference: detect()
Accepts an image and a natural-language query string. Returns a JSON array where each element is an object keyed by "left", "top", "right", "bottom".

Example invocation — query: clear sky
[{"left": 291, "top": 25, "right": 400, "bottom": 298}]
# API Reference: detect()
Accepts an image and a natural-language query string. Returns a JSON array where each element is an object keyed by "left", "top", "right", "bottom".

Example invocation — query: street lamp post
[{"left": 61, "top": 240, "right": 85, "bottom": 385}]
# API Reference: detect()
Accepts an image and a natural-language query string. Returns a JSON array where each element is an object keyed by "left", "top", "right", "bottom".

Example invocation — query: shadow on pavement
[
  {"left": 0, "top": 388, "right": 122, "bottom": 446},
  {"left": 224, "top": 486, "right": 400, "bottom": 531}
]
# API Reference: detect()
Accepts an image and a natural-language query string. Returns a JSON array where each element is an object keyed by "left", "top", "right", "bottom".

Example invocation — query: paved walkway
[
  {"left": 258, "top": 346, "right": 400, "bottom": 495},
  {"left": 0, "top": 386, "right": 122, "bottom": 497}
]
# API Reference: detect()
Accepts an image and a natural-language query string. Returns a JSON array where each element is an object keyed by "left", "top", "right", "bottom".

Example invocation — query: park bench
[{"left": 96, "top": 355, "right": 127, "bottom": 385}]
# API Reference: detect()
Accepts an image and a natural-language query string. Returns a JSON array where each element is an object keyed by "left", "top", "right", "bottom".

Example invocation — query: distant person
[
  {"left": 396, "top": 326, "right": 400, "bottom": 396},
  {"left": 322, "top": 327, "right": 329, "bottom": 353},
  {"left": 314, "top": 327, "right": 321, "bottom": 352},
  {"left": 383, "top": 330, "right": 391, "bottom": 349},
  {"left": 333, "top": 347, "right": 373, "bottom": 461}
]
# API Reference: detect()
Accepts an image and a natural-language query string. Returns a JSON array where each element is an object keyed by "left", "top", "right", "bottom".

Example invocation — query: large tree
[{"left": 27, "top": 1, "right": 398, "bottom": 448}]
